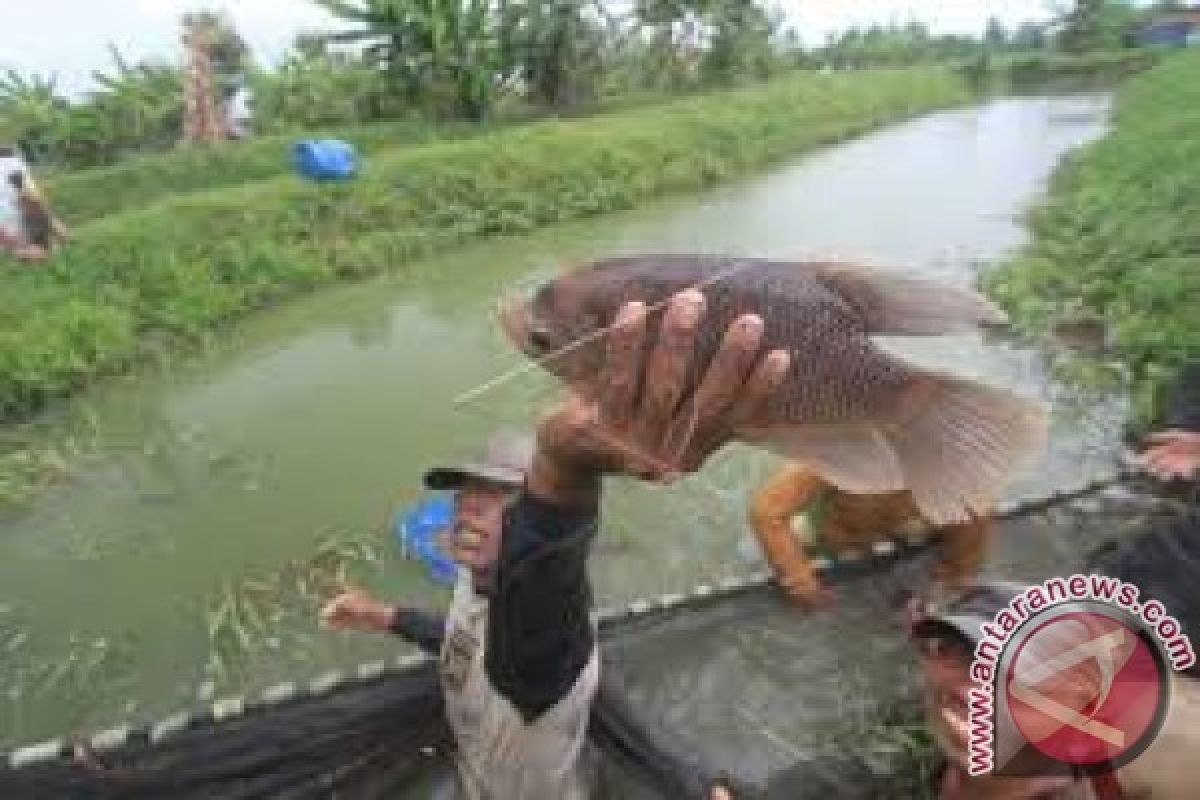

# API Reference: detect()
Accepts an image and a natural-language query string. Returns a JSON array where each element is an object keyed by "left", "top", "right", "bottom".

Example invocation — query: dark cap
[
  {"left": 423, "top": 429, "right": 534, "bottom": 491},
  {"left": 911, "top": 580, "right": 1029, "bottom": 647}
]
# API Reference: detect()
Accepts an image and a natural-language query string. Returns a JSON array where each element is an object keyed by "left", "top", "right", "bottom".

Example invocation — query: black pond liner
[{"left": 2, "top": 475, "right": 1188, "bottom": 800}]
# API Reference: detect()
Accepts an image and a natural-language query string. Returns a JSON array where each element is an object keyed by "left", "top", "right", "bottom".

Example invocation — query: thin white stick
[{"left": 452, "top": 259, "right": 756, "bottom": 407}]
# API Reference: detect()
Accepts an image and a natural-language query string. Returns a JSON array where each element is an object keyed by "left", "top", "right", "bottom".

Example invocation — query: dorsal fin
[{"left": 815, "top": 262, "right": 1007, "bottom": 336}]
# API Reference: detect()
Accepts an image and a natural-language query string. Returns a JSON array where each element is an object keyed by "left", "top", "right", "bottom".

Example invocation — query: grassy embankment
[
  {"left": 42, "top": 116, "right": 502, "bottom": 226},
  {"left": 968, "top": 49, "right": 1159, "bottom": 93},
  {"left": 43, "top": 50, "right": 1151, "bottom": 226},
  {"left": 0, "top": 66, "right": 968, "bottom": 422},
  {"left": 985, "top": 51, "right": 1200, "bottom": 428}
]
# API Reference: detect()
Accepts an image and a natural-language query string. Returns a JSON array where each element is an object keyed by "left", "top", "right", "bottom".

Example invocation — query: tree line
[{"left": 0, "top": 0, "right": 1185, "bottom": 169}]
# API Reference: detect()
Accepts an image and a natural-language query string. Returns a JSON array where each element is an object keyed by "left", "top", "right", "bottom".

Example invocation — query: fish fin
[
  {"left": 740, "top": 424, "right": 907, "bottom": 494},
  {"left": 814, "top": 263, "right": 1008, "bottom": 335},
  {"left": 882, "top": 374, "right": 1049, "bottom": 525}
]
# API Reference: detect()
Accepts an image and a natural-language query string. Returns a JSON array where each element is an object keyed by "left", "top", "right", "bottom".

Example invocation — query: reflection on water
[{"left": 0, "top": 94, "right": 1116, "bottom": 747}]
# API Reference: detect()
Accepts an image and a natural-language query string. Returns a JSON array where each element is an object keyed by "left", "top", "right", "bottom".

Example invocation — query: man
[
  {"left": 324, "top": 290, "right": 785, "bottom": 799},
  {"left": 909, "top": 360, "right": 1200, "bottom": 800},
  {"left": 909, "top": 583, "right": 1099, "bottom": 800},
  {"left": 910, "top": 574, "right": 1200, "bottom": 799}
]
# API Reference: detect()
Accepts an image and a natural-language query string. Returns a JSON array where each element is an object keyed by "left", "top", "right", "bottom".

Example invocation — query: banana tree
[
  {"left": 0, "top": 70, "right": 69, "bottom": 160},
  {"left": 315, "top": 0, "right": 500, "bottom": 119},
  {"left": 497, "top": 0, "right": 610, "bottom": 109},
  {"left": 88, "top": 45, "right": 184, "bottom": 153}
]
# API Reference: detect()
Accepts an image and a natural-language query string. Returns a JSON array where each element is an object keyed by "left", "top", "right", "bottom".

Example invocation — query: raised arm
[{"left": 486, "top": 289, "right": 789, "bottom": 722}]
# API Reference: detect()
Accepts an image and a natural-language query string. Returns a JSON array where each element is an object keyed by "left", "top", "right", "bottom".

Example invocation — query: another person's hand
[
  {"left": 531, "top": 289, "right": 789, "bottom": 504},
  {"left": 1135, "top": 430, "right": 1200, "bottom": 481},
  {"left": 320, "top": 586, "right": 396, "bottom": 633}
]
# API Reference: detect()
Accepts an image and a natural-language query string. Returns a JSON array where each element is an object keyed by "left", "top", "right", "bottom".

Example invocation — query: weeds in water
[
  {"left": 203, "top": 531, "right": 383, "bottom": 682},
  {"left": 0, "top": 604, "right": 139, "bottom": 748}
]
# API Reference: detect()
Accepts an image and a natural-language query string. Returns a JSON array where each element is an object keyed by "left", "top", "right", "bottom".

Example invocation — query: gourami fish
[{"left": 499, "top": 255, "right": 1048, "bottom": 525}]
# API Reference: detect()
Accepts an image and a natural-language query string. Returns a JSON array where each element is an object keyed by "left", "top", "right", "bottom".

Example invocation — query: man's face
[
  {"left": 448, "top": 478, "right": 514, "bottom": 575},
  {"left": 917, "top": 634, "right": 976, "bottom": 769}
]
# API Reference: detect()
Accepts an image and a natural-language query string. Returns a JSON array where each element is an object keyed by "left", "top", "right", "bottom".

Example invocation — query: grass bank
[
  {"left": 42, "top": 116, "right": 499, "bottom": 226},
  {"left": 985, "top": 52, "right": 1200, "bottom": 427},
  {"left": 0, "top": 66, "right": 968, "bottom": 421},
  {"left": 971, "top": 50, "right": 1159, "bottom": 93}
]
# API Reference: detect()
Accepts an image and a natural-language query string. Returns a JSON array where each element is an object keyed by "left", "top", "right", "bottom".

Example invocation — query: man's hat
[
  {"left": 423, "top": 429, "right": 534, "bottom": 491},
  {"left": 911, "top": 580, "right": 1029, "bottom": 647}
]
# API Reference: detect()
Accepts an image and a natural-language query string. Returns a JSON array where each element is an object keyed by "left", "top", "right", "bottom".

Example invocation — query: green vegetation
[
  {"left": 985, "top": 52, "right": 1200, "bottom": 427},
  {"left": 961, "top": 49, "right": 1159, "bottom": 93},
  {"left": 43, "top": 116, "right": 501, "bottom": 225},
  {"left": 5, "top": 0, "right": 1177, "bottom": 173},
  {"left": 204, "top": 530, "right": 382, "bottom": 682},
  {"left": 0, "top": 67, "right": 967, "bottom": 421}
]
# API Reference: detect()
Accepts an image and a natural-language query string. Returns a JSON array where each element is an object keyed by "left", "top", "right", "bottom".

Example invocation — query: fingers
[
  {"left": 1144, "top": 430, "right": 1191, "bottom": 445},
  {"left": 693, "top": 313, "right": 766, "bottom": 423},
  {"left": 600, "top": 302, "right": 648, "bottom": 430},
  {"left": 662, "top": 313, "right": 763, "bottom": 466},
  {"left": 636, "top": 290, "right": 704, "bottom": 444},
  {"left": 729, "top": 348, "right": 790, "bottom": 429},
  {"left": 1136, "top": 441, "right": 1200, "bottom": 479},
  {"left": 319, "top": 594, "right": 350, "bottom": 627}
]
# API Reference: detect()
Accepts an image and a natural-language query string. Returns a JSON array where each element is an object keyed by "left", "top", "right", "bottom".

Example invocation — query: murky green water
[{"left": 0, "top": 94, "right": 1120, "bottom": 748}]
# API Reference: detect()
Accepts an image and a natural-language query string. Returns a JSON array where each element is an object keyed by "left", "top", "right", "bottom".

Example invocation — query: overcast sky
[{"left": 3, "top": 0, "right": 1057, "bottom": 96}]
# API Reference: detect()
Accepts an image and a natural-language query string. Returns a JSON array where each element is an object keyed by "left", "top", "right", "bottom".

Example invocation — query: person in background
[
  {"left": 4, "top": 171, "right": 67, "bottom": 263},
  {"left": 0, "top": 144, "right": 30, "bottom": 255},
  {"left": 223, "top": 82, "right": 253, "bottom": 140},
  {"left": 323, "top": 289, "right": 783, "bottom": 799}
]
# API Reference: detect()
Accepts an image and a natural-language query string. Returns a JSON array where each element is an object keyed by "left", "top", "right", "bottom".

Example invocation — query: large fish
[{"left": 499, "top": 255, "right": 1048, "bottom": 525}]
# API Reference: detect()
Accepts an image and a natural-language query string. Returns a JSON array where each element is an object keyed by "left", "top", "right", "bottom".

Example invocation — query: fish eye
[{"left": 529, "top": 327, "right": 553, "bottom": 353}]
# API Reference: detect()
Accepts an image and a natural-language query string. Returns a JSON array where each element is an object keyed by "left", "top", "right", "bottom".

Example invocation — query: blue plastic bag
[
  {"left": 292, "top": 139, "right": 358, "bottom": 182},
  {"left": 394, "top": 494, "right": 458, "bottom": 586}
]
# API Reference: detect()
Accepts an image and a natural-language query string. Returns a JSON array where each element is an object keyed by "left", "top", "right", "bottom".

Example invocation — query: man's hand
[
  {"left": 1135, "top": 430, "right": 1200, "bottom": 481},
  {"left": 530, "top": 289, "right": 789, "bottom": 505},
  {"left": 320, "top": 587, "right": 396, "bottom": 633}
]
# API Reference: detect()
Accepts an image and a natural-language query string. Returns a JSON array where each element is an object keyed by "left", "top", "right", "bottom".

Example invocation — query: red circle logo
[{"left": 1005, "top": 607, "right": 1166, "bottom": 767}]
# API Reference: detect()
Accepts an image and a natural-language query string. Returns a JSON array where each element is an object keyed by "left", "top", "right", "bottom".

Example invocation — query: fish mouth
[{"left": 496, "top": 293, "right": 535, "bottom": 356}]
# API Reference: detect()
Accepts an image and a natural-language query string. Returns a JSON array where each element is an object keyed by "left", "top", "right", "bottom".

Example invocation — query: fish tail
[{"left": 885, "top": 373, "right": 1049, "bottom": 526}]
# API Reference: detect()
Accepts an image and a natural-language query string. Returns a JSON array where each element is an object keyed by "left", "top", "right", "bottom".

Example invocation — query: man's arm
[
  {"left": 321, "top": 589, "right": 445, "bottom": 657},
  {"left": 485, "top": 489, "right": 598, "bottom": 722},
  {"left": 486, "top": 291, "right": 788, "bottom": 723},
  {"left": 388, "top": 606, "right": 445, "bottom": 656}
]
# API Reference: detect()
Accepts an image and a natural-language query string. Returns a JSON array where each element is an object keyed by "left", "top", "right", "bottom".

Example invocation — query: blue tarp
[
  {"left": 394, "top": 495, "right": 457, "bottom": 586},
  {"left": 292, "top": 139, "right": 358, "bottom": 182}
]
